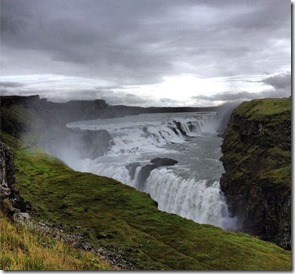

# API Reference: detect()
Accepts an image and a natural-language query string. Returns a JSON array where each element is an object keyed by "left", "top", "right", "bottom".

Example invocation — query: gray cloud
[
  {"left": 193, "top": 91, "right": 258, "bottom": 102},
  {"left": 192, "top": 89, "right": 290, "bottom": 103},
  {"left": 192, "top": 72, "right": 291, "bottom": 103},
  {"left": 0, "top": 81, "right": 159, "bottom": 106},
  {"left": 1, "top": 0, "right": 291, "bottom": 87},
  {"left": 263, "top": 73, "right": 291, "bottom": 90},
  {"left": 0, "top": 82, "right": 24, "bottom": 88}
]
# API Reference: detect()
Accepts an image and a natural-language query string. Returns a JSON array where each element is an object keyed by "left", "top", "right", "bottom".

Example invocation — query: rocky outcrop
[
  {"left": 0, "top": 142, "right": 30, "bottom": 221},
  {"left": 150, "top": 158, "right": 178, "bottom": 166},
  {"left": 220, "top": 98, "right": 291, "bottom": 249},
  {"left": 0, "top": 143, "right": 15, "bottom": 199},
  {"left": 127, "top": 158, "right": 178, "bottom": 191},
  {"left": 173, "top": 121, "right": 187, "bottom": 136}
]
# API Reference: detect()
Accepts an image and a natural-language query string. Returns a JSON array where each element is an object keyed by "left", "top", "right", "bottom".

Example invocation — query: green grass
[
  {"left": 0, "top": 213, "right": 112, "bottom": 270},
  {"left": 223, "top": 98, "right": 291, "bottom": 188},
  {"left": 235, "top": 97, "right": 291, "bottom": 120},
  {"left": 10, "top": 147, "right": 291, "bottom": 270}
]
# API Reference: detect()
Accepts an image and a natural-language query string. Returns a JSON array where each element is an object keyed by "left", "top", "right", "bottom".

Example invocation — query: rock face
[
  {"left": 150, "top": 158, "right": 178, "bottom": 166},
  {"left": 0, "top": 143, "right": 15, "bottom": 198},
  {"left": 136, "top": 158, "right": 178, "bottom": 191},
  {"left": 0, "top": 142, "right": 29, "bottom": 220},
  {"left": 220, "top": 98, "right": 291, "bottom": 249}
]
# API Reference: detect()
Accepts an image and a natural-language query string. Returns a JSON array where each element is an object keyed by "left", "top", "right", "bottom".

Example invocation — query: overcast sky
[{"left": 0, "top": 0, "right": 291, "bottom": 106}]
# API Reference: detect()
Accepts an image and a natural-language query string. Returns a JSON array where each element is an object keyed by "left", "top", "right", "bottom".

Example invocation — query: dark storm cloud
[
  {"left": 0, "top": 82, "right": 24, "bottom": 88},
  {"left": 1, "top": 0, "right": 291, "bottom": 85},
  {"left": 262, "top": 73, "right": 291, "bottom": 90}
]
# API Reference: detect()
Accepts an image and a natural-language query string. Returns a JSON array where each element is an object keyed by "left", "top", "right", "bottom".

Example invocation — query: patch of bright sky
[
  {"left": 120, "top": 74, "right": 269, "bottom": 102},
  {"left": 0, "top": 73, "right": 271, "bottom": 105}
]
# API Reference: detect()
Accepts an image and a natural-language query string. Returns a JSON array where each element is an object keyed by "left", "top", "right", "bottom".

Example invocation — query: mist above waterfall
[{"left": 202, "top": 102, "right": 241, "bottom": 135}]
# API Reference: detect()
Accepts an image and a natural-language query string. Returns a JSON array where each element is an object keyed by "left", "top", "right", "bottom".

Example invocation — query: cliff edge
[{"left": 220, "top": 98, "right": 291, "bottom": 249}]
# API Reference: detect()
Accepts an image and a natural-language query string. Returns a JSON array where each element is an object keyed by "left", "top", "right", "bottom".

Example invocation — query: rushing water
[{"left": 66, "top": 112, "right": 237, "bottom": 230}]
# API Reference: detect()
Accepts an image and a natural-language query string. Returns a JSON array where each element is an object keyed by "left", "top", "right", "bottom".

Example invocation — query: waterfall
[
  {"left": 65, "top": 112, "right": 237, "bottom": 230},
  {"left": 144, "top": 168, "right": 236, "bottom": 229},
  {"left": 68, "top": 113, "right": 213, "bottom": 155}
]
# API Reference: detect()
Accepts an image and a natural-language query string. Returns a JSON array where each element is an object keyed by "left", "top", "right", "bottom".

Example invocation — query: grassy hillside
[
  {"left": 234, "top": 97, "right": 291, "bottom": 119},
  {"left": 0, "top": 97, "right": 292, "bottom": 270},
  {"left": 0, "top": 213, "right": 111, "bottom": 270}
]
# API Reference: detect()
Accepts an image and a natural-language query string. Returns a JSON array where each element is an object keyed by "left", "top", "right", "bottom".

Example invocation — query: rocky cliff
[
  {"left": 0, "top": 142, "right": 30, "bottom": 221},
  {"left": 220, "top": 98, "right": 291, "bottom": 249}
]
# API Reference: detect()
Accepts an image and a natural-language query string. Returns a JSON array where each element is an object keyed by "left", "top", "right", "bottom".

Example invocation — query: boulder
[
  {"left": 13, "top": 212, "right": 31, "bottom": 223},
  {"left": 150, "top": 158, "right": 178, "bottom": 167}
]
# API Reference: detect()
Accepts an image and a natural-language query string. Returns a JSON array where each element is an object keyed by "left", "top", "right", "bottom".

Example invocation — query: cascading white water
[
  {"left": 67, "top": 112, "right": 237, "bottom": 230},
  {"left": 144, "top": 168, "right": 235, "bottom": 229},
  {"left": 68, "top": 113, "right": 212, "bottom": 155}
]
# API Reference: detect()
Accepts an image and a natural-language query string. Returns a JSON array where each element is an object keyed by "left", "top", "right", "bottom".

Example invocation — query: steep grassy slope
[
  {"left": 0, "top": 213, "right": 111, "bottom": 270},
  {"left": 0, "top": 96, "right": 292, "bottom": 270},
  {"left": 3, "top": 142, "right": 290, "bottom": 270},
  {"left": 220, "top": 98, "right": 291, "bottom": 249}
]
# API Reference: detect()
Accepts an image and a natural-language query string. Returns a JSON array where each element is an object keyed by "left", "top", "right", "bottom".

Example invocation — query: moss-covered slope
[{"left": 220, "top": 98, "right": 291, "bottom": 249}]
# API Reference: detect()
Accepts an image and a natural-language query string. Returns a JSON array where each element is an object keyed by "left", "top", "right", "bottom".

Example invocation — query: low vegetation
[
  {"left": 235, "top": 97, "right": 291, "bottom": 119},
  {"left": 0, "top": 213, "right": 111, "bottom": 270},
  {"left": 223, "top": 97, "right": 291, "bottom": 187}
]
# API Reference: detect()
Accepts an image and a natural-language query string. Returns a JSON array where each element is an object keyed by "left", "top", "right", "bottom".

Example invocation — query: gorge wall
[{"left": 220, "top": 98, "right": 291, "bottom": 249}]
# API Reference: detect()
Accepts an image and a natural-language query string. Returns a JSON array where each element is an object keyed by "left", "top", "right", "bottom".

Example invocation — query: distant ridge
[{"left": 0, "top": 95, "right": 217, "bottom": 123}]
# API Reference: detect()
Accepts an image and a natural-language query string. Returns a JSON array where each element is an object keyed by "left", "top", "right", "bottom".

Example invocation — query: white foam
[
  {"left": 144, "top": 168, "right": 237, "bottom": 229},
  {"left": 68, "top": 113, "right": 214, "bottom": 156}
]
